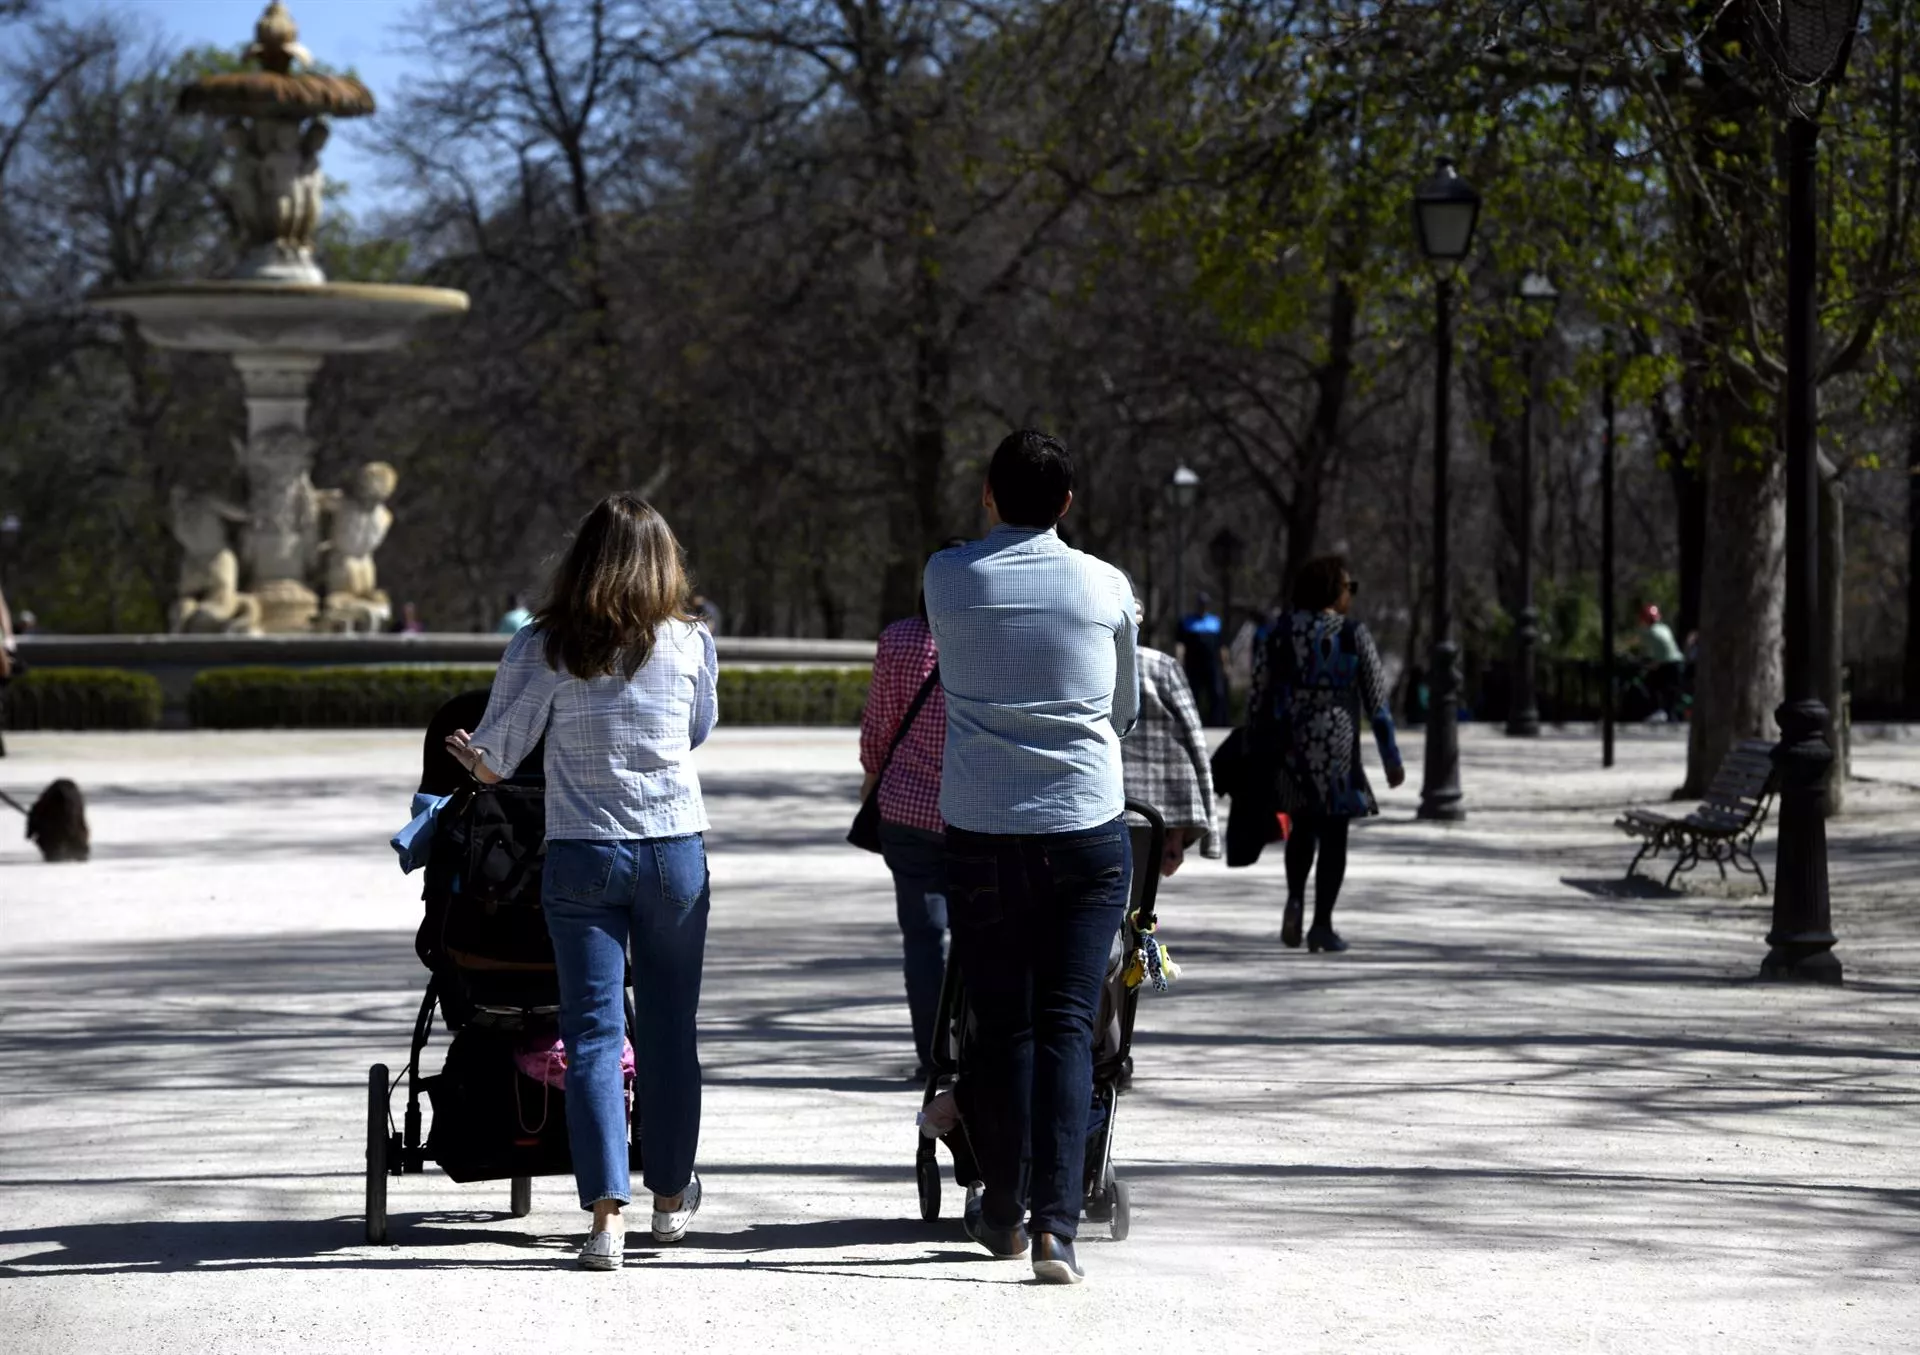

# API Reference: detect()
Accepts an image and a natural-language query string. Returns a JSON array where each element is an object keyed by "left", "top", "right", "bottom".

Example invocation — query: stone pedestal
[{"left": 234, "top": 353, "right": 324, "bottom": 633}]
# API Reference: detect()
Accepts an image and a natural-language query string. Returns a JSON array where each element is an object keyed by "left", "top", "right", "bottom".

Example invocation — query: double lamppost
[
  {"left": 1756, "top": 0, "right": 1862, "bottom": 984},
  {"left": 1507, "top": 272, "right": 1559, "bottom": 737},
  {"left": 1412, "top": 159, "right": 1480, "bottom": 821}
]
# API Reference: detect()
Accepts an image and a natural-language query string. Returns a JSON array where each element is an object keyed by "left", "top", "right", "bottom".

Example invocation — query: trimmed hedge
[
  {"left": 186, "top": 663, "right": 874, "bottom": 729},
  {"left": 2, "top": 667, "right": 164, "bottom": 730},
  {"left": 718, "top": 667, "right": 871, "bottom": 726},
  {"left": 190, "top": 666, "right": 500, "bottom": 729}
]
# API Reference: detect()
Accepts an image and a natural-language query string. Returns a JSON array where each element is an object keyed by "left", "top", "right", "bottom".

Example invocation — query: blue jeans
[
  {"left": 543, "top": 835, "right": 710, "bottom": 1209},
  {"left": 878, "top": 820, "right": 949, "bottom": 1069},
  {"left": 945, "top": 816, "right": 1130, "bottom": 1240}
]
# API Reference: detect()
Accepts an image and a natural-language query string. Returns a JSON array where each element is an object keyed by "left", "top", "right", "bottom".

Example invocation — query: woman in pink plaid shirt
[{"left": 859, "top": 564, "right": 957, "bottom": 1079}]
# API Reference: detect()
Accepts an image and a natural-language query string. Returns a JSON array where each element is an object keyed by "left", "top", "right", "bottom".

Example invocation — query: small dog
[{"left": 24, "top": 779, "right": 89, "bottom": 862}]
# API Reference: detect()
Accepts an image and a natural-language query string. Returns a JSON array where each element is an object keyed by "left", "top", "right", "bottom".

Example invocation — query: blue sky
[{"left": 69, "top": 0, "right": 417, "bottom": 215}]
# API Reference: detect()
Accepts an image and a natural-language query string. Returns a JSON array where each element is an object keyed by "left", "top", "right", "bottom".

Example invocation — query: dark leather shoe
[
  {"left": 1306, "top": 926, "right": 1348, "bottom": 953},
  {"left": 963, "top": 1187, "right": 1028, "bottom": 1259},
  {"left": 1281, "top": 899, "right": 1304, "bottom": 948},
  {"left": 1031, "top": 1232, "right": 1084, "bottom": 1284}
]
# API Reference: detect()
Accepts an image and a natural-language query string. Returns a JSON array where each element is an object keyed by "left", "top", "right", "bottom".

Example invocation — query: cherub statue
[
  {"left": 168, "top": 487, "right": 262, "bottom": 635},
  {"left": 316, "top": 461, "right": 398, "bottom": 633}
]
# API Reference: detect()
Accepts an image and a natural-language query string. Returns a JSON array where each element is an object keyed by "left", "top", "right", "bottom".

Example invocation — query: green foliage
[
  {"left": 189, "top": 666, "right": 501, "bottom": 729},
  {"left": 3, "top": 667, "right": 163, "bottom": 730},
  {"left": 717, "top": 668, "right": 872, "bottom": 727}
]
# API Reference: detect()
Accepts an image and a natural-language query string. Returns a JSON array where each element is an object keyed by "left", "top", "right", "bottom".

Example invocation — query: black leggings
[{"left": 1284, "top": 812, "right": 1350, "bottom": 930}]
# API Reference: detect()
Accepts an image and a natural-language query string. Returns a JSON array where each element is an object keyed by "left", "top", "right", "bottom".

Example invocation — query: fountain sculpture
[{"left": 91, "top": 3, "right": 467, "bottom": 633}]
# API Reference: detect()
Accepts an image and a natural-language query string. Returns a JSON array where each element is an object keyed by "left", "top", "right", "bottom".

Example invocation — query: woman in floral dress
[{"left": 1248, "top": 555, "right": 1405, "bottom": 952}]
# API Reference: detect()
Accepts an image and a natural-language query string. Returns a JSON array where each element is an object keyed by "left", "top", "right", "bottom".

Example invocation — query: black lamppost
[
  {"left": 1168, "top": 465, "right": 1200, "bottom": 646},
  {"left": 1507, "top": 271, "right": 1559, "bottom": 737},
  {"left": 1755, "top": 0, "right": 1861, "bottom": 984},
  {"left": 1412, "top": 158, "right": 1480, "bottom": 822}
]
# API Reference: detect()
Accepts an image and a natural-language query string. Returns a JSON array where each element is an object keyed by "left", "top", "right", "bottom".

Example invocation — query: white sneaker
[
  {"left": 651, "top": 1173, "right": 701, "bottom": 1244},
  {"left": 578, "top": 1227, "right": 624, "bottom": 1271}
]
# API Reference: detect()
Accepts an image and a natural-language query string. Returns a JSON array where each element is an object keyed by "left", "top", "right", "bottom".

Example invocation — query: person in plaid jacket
[
  {"left": 859, "top": 558, "right": 961, "bottom": 1078},
  {"left": 1122, "top": 594, "right": 1221, "bottom": 899}
]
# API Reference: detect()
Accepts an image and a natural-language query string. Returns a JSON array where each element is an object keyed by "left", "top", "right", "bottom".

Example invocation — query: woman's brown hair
[
  {"left": 1293, "top": 554, "right": 1349, "bottom": 612},
  {"left": 536, "top": 494, "right": 694, "bottom": 679}
]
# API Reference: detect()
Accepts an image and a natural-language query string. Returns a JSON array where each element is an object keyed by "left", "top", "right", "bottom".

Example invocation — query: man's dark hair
[
  {"left": 1293, "top": 555, "right": 1348, "bottom": 612},
  {"left": 988, "top": 430, "right": 1073, "bottom": 528}
]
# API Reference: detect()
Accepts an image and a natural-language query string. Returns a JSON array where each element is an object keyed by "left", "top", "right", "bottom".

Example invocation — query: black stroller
[
  {"left": 363, "top": 692, "right": 638, "bottom": 1243},
  {"left": 913, "top": 800, "right": 1166, "bottom": 1242}
]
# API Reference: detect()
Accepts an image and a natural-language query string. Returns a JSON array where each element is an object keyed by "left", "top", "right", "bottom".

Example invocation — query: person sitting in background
[
  {"left": 1638, "top": 604, "right": 1683, "bottom": 720},
  {"left": 398, "top": 601, "right": 425, "bottom": 635}
]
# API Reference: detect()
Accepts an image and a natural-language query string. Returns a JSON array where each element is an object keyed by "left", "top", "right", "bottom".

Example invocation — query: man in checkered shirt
[{"left": 923, "top": 429, "right": 1137, "bottom": 1286}]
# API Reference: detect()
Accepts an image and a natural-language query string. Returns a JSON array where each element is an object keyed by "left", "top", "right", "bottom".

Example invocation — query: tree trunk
[
  {"left": 1478, "top": 357, "right": 1524, "bottom": 623},
  {"left": 1670, "top": 458, "right": 1707, "bottom": 642},
  {"left": 1281, "top": 273, "right": 1357, "bottom": 598},
  {"left": 1676, "top": 2, "right": 1779, "bottom": 797},
  {"left": 1906, "top": 384, "right": 1920, "bottom": 715},
  {"left": 1682, "top": 420, "right": 1784, "bottom": 796}
]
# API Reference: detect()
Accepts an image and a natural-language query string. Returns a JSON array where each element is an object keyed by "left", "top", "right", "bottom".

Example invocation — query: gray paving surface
[{"left": 0, "top": 725, "right": 1916, "bottom": 1353}]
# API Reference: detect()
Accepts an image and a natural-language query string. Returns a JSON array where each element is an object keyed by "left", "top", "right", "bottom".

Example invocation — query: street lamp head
[
  {"left": 1413, "top": 158, "right": 1481, "bottom": 264},
  {"left": 1755, "top": 0, "right": 1866, "bottom": 94},
  {"left": 1169, "top": 464, "right": 1201, "bottom": 509},
  {"left": 1518, "top": 271, "right": 1560, "bottom": 311}
]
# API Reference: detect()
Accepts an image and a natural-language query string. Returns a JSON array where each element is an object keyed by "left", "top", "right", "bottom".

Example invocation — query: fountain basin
[{"left": 90, "top": 280, "right": 469, "bottom": 353}]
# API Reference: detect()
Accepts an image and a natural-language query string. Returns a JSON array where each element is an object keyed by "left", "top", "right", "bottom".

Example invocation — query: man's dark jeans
[{"left": 945, "top": 815, "right": 1130, "bottom": 1240}]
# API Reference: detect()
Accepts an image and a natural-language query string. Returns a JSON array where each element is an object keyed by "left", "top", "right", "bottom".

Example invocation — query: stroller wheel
[
  {"left": 916, "top": 1158, "right": 941, "bottom": 1221},
  {"left": 1110, "top": 1179, "right": 1132, "bottom": 1241},
  {"left": 365, "top": 1064, "right": 390, "bottom": 1244},
  {"left": 509, "top": 1176, "right": 532, "bottom": 1218}
]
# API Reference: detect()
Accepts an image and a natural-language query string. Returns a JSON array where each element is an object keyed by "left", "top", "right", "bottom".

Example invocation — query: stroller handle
[{"left": 1121, "top": 798, "right": 1168, "bottom": 931}]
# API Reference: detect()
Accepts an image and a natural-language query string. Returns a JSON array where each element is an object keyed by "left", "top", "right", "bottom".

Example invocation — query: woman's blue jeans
[
  {"left": 543, "top": 834, "right": 710, "bottom": 1210},
  {"left": 945, "top": 816, "right": 1130, "bottom": 1240},
  {"left": 878, "top": 820, "right": 949, "bottom": 1070}
]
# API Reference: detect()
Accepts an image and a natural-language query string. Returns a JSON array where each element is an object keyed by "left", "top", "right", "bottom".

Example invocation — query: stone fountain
[{"left": 90, "top": 2, "right": 467, "bottom": 634}]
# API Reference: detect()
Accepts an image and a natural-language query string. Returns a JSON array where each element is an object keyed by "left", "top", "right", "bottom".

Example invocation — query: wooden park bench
[{"left": 1614, "top": 739, "right": 1779, "bottom": 890}]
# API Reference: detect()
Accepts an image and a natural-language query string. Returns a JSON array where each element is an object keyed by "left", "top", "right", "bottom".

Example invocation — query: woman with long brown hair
[{"left": 445, "top": 494, "right": 718, "bottom": 1271}]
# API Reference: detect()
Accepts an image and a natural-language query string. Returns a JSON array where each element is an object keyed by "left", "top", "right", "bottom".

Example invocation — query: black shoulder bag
[{"left": 848, "top": 665, "right": 941, "bottom": 854}]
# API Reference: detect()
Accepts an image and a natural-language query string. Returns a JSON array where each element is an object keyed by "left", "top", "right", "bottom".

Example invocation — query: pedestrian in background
[
  {"left": 497, "top": 593, "right": 533, "bottom": 634},
  {"left": 1247, "top": 555, "right": 1403, "bottom": 954},
  {"left": 925, "top": 429, "right": 1137, "bottom": 1285},
  {"left": 858, "top": 540, "right": 967, "bottom": 1080},
  {"left": 1177, "top": 591, "right": 1228, "bottom": 725},
  {"left": 1638, "top": 603, "right": 1684, "bottom": 720}
]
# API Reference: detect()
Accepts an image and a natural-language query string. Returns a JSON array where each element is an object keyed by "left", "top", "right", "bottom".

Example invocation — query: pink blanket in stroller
[{"left": 514, "top": 1035, "right": 635, "bottom": 1091}]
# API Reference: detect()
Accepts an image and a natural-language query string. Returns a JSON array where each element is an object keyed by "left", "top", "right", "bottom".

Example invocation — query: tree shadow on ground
[{"left": 0, "top": 1212, "right": 975, "bottom": 1278}]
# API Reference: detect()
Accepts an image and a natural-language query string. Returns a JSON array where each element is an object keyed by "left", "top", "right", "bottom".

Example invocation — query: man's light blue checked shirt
[
  {"left": 470, "top": 620, "right": 718, "bottom": 841},
  {"left": 924, "top": 525, "right": 1139, "bottom": 835}
]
